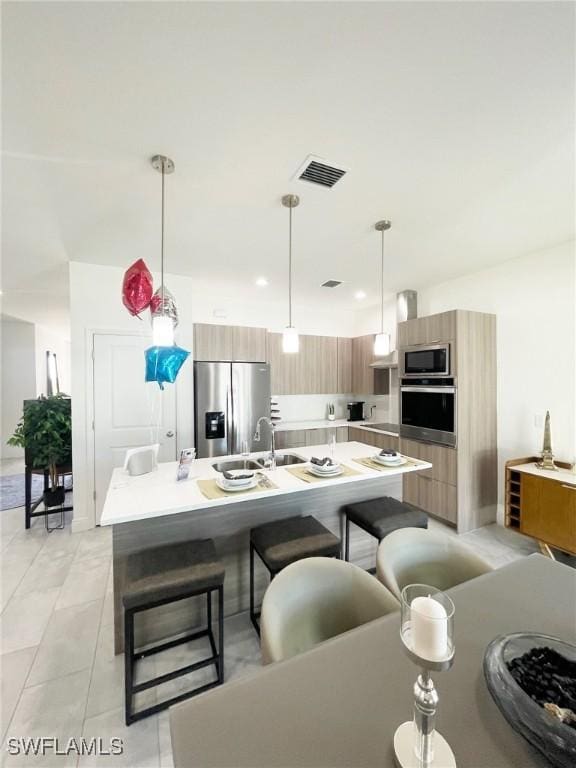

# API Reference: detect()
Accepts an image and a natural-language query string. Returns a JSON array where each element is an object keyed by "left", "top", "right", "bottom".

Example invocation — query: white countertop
[
  {"left": 100, "top": 441, "right": 430, "bottom": 526},
  {"left": 511, "top": 461, "right": 576, "bottom": 486},
  {"left": 275, "top": 419, "right": 399, "bottom": 437}
]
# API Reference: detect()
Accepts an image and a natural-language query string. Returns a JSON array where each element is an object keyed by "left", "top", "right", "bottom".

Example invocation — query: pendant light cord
[
  {"left": 380, "top": 228, "right": 384, "bottom": 334},
  {"left": 288, "top": 204, "right": 293, "bottom": 328},
  {"left": 160, "top": 161, "right": 165, "bottom": 315}
]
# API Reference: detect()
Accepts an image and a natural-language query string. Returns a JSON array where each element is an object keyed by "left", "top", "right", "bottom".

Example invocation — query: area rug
[{"left": 0, "top": 474, "right": 72, "bottom": 511}]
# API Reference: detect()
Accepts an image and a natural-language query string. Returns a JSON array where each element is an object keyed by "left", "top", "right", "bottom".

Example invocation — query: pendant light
[
  {"left": 151, "top": 154, "right": 175, "bottom": 347},
  {"left": 374, "top": 219, "right": 391, "bottom": 356},
  {"left": 281, "top": 194, "right": 300, "bottom": 354}
]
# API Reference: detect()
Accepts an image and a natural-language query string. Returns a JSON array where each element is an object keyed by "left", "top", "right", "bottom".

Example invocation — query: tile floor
[{"left": 0, "top": 458, "right": 558, "bottom": 767}]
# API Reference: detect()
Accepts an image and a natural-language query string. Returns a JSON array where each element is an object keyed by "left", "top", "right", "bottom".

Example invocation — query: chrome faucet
[{"left": 254, "top": 416, "right": 276, "bottom": 470}]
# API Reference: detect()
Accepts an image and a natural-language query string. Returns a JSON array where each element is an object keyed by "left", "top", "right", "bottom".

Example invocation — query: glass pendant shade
[
  {"left": 374, "top": 332, "right": 390, "bottom": 356},
  {"left": 152, "top": 314, "right": 175, "bottom": 347},
  {"left": 282, "top": 326, "right": 299, "bottom": 354}
]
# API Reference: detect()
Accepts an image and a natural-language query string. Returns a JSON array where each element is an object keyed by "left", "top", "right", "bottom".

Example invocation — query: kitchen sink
[
  {"left": 212, "top": 459, "right": 263, "bottom": 473},
  {"left": 268, "top": 453, "right": 306, "bottom": 467},
  {"left": 212, "top": 453, "right": 306, "bottom": 472}
]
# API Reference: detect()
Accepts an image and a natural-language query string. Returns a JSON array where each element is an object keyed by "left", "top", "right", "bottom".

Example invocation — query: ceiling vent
[
  {"left": 293, "top": 155, "right": 348, "bottom": 188},
  {"left": 321, "top": 280, "right": 343, "bottom": 288}
]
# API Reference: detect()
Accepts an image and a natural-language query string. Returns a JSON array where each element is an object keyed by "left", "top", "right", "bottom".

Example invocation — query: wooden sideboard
[{"left": 505, "top": 457, "right": 576, "bottom": 556}]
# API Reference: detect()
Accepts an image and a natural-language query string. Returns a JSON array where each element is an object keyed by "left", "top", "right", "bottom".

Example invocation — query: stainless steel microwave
[{"left": 401, "top": 344, "right": 450, "bottom": 378}]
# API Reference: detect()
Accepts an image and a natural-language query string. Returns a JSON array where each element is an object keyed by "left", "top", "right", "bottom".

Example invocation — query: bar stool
[
  {"left": 249, "top": 515, "right": 341, "bottom": 636},
  {"left": 123, "top": 538, "right": 225, "bottom": 725},
  {"left": 344, "top": 496, "right": 427, "bottom": 570}
]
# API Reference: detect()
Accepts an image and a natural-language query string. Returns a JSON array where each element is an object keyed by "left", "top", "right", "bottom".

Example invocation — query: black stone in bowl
[{"left": 484, "top": 633, "right": 576, "bottom": 768}]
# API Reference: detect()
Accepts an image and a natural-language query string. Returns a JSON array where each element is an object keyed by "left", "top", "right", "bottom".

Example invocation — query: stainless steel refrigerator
[{"left": 194, "top": 362, "right": 271, "bottom": 458}]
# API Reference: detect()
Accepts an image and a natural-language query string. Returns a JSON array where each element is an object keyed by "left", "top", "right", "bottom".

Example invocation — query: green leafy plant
[{"left": 8, "top": 394, "right": 72, "bottom": 490}]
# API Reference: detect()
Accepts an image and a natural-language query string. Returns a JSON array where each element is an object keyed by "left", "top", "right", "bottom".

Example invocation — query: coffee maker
[{"left": 347, "top": 401, "right": 365, "bottom": 422}]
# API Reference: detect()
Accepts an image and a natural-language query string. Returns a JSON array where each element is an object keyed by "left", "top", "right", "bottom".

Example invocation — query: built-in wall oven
[
  {"left": 402, "top": 344, "right": 450, "bottom": 378},
  {"left": 400, "top": 377, "right": 457, "bottom": 447}
]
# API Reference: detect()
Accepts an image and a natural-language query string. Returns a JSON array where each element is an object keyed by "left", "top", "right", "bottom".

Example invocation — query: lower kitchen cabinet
[
  {"left": 400, "top": 438, "right": 457, "bottom": 485},
  {"left": 403, "top": 473, "right": 457, "bottom": 525},
  {"left": 276, "top": 426, "right": 349, "bottom": 450},
  {"left": 349, "top": 427, "right": 399, "bottom": 451}
]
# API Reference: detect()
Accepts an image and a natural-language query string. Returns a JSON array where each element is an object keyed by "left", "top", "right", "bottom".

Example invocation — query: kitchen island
[{"left": 101, "top": 440, "right": 431, "bottom": 653}]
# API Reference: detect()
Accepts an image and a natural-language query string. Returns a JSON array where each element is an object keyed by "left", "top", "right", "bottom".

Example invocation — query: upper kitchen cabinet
[
  {"left": 397, "top": 310, "right": 456, "bottom": 348},
  {"left": 268, "top": 332, "right": 337, "bottom": 394},
  {"left": 231, "top": 326, "right": 267, "bottom": 362},
  {"left": 194, "top": 323, "right": 266, "bottom": 362},
  {"left": 351, "top": 334, "right": 375, "bottom": 394},
  {"left": 337, "top": 337, "right": 352, "bottom": 393}
]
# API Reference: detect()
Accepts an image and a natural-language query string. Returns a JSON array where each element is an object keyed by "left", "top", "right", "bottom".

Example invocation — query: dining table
[{"left": 169, "top": 554, "right": 576, "bottom": 768}]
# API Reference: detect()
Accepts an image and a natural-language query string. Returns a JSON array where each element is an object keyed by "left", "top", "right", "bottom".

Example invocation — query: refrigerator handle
[{"left": 226, "top": 384, "right": 234, "bottom": 455}]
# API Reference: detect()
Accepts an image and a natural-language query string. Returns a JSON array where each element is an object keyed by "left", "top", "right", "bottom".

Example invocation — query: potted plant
[{"left": 8, "top": 393, "right": 72, "bottom": 508}]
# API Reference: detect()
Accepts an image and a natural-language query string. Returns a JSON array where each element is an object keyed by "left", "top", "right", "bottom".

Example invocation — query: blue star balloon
[{"left": 145, "top": 345, "right": 190, "bottom": 390}]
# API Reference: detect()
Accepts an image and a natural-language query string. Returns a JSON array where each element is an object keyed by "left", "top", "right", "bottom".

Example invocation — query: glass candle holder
[
  {"left": 400, "top": 584, "right": 455, "bottom": 664},
  {"left": 394, "top": 584, "right": 456, "bottom": 768}
]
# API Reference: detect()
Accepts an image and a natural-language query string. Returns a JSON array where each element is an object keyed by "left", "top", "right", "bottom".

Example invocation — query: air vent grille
[
  {"left": 293, "top": 155, "right": 348, "bottom": 188},
  {"left": 321, "top": 280, "right": 343, "bottom": 288}
]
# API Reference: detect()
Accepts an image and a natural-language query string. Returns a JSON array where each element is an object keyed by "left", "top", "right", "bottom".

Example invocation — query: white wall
[
  {"left": 35, "top": 325, "right": 71, "bottom": 396},
  {"left": 69, "top": 261, "right": 358, "bottom": 530},
  {"left": 1, "top": 315, "right": 37, "bottom": 460}
]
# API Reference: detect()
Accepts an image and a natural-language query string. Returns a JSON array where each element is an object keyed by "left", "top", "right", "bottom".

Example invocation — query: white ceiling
[{"left": 2, "top": 1, "right": 574, "bottom": 331}]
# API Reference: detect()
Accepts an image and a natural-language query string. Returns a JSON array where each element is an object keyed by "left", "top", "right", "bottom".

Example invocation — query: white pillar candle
[{"left": 411, "top": 595, "right": 448, "bottom": 661}]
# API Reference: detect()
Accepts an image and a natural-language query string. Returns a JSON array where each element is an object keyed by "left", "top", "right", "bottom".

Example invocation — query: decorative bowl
[{"left": 484, "top": 632, "right": 576, "bottom": 768}]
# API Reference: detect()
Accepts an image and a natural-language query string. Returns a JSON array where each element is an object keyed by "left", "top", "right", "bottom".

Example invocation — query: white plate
[
  {"left": 309, "top": 462, "right": 341, "bottom": 473},
  {"left": 216, "top": 477, "right": 258, "bottom": 492},
  {"left": 308, "top": 465, "right": 343, "bottom": 478},
  {"left": 373, "top": 455, "right": 407, "bottom": 467}
]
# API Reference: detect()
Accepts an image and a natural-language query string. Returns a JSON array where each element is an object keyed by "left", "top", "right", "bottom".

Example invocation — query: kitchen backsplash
[{"left": 274, "top": 384, "right": 399, "bottom": 424}]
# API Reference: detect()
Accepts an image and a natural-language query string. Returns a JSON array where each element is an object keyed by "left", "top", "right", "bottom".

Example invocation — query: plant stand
[
  {"left": 25, "top": 463, "right": 73, "bottom": 530},
  {"left": 44, "top": 498, "right": 65, "bottom": 532}
]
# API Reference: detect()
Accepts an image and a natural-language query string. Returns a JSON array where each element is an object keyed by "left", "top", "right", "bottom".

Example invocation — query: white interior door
[{"left": 93, "top": 333, "right": 177, "bottom": 523}]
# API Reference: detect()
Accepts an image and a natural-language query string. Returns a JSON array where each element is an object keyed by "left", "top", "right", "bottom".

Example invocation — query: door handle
[{"left": 166, "top": 430, "right": 175, "bottom": 438}]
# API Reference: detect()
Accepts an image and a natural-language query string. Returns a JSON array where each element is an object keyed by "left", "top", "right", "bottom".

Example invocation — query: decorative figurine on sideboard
[{"left": 536, "top": 410, "right": 557, "bottom": 471}]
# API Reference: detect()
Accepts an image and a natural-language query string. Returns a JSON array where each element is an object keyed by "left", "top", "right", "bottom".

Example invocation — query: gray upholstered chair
[
  {"left": 260, "top": 556, "right": 399, "bottom": 664},
  {"left": 376, "top": 527, "right": 493, "bottom": 600}
]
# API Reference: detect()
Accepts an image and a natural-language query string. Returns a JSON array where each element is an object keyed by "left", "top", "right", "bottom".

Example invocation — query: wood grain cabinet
[
  {"left": 275, "top": 425, "right": 349, "bottom": 450},
  {"left": 397, "top": 311, "right": 456, "bottom": 348},
  {"left": 400, "top": 439, "right": 457, "bottom": 486},
  {"left": 268, "top": 333, "right": 337, "bottom": 395},
  {"left": 231, "top": 326, "right": 267, "bottom": 362},
  {"left": 404, "top": 474, "right": 457, "bottom": 525},
  {"left": 194, "top": 323, "right": 266, "bottom": 362},
  {"left": 397, "top": 309, "right": 496, "bottom": 533},
  {"left": 505, "top": 460, "right": 576, "bottom": 555},
  {"left": 351, "top": 335, "right": 375, "bottom": 395},
  {"left": 337, "top": 338, "right": 352, "bottom": 393},
  {"left": 349, "top": 427, "right": 399, "bottom": 452}
]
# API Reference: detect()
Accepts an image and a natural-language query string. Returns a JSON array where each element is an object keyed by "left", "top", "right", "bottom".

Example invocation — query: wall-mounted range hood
[{"left": 370, "top": 289, "right": 417, "bottom": 369}]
